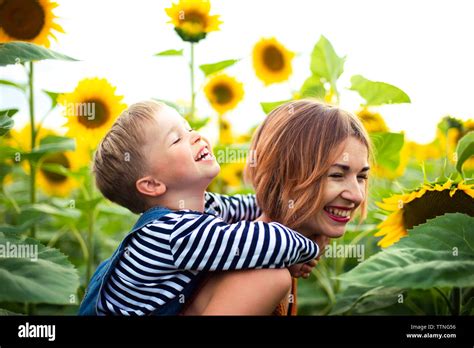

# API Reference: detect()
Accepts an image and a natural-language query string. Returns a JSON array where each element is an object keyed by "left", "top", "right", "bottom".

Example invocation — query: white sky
[{"left": 1, "top": 0, "right": 474, "bottom": 144}]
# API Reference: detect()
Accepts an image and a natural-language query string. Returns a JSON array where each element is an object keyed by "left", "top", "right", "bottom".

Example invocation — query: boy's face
[{"left": 145, "top": 105, "right": 220, "bottom": 191}]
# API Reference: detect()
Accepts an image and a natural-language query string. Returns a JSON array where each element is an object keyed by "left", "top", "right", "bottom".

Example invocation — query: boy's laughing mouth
[{"left": 195, "top": 146, "right": 214, "bottom": 162}]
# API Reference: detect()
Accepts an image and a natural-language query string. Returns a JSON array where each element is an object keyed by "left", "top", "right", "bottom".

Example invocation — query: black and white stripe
[{"left": 98, "top": 192, "right": 318, "bottom": 315}]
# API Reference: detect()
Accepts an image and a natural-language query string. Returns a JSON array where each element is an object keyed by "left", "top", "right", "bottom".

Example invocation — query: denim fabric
[{"left": 78, "top": 206, "right": 202, "bottom": 316}]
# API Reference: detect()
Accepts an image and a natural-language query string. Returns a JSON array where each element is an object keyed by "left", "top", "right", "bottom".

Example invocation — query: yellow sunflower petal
[
  {"left": 204, "top": 74, "right": 244, "bottom": 115},
  {"left": 0, "top": 0, "right": 64, "bottom": 48},
  {"left": 376, "top": 178, "right": 474, "bottom": 248},
  {"left": 165, "top": 0, "right": 221, "bottom": 42},
  {"left": 356, "top": 108, "right": 389, "bottom": 134},
  {"left": 58, "top": 78, "right": 127, "bottom": 149},
  {"left": 252, "top": 38, "right": 295, "bottom": 86},
  {"left": 458, "top": 180, "right": 474, "bottom": 198}
]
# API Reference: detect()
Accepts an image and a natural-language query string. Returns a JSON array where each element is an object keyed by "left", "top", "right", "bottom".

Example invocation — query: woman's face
[{"left": 301, "top": 136, "right": 369, "bottom": 238}]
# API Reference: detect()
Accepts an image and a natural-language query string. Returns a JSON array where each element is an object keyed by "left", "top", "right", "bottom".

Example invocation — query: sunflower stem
[
  {"left": 451, "top": 287, "right": 462, "bottom": 315},
  {"left": 85, "top": 170, "right": 96, "bottom": 288},
  {"left": 189, "top": 42, "right": 196, "bottom": 120},
  {"left": 27, "top": 61, "right": 37, "bottom": 316},
  {"left": 28, "top": 62, "right": 37, "bottom": 239},
  {"left": 434, "top": 287, "right": 454, "bottom": 315}
]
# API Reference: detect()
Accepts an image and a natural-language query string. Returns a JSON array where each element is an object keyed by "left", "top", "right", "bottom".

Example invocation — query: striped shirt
[{"left": 98, "top": 192, "right": 319, "bottom": 315}]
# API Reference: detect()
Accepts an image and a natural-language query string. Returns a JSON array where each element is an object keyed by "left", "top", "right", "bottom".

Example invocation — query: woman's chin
[{"left": 321, "top": 225, "right": 346, "bottom": 238}]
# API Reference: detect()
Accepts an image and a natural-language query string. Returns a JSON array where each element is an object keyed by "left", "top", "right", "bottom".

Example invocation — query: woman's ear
[{"left": 136, "top": 176, "right": 166, "bottom": 197}]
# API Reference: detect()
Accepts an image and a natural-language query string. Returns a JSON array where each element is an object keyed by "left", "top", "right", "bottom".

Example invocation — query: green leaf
[
  {"left": 0, "top": 79, "right": 26, "bottom": 91},
  {"left": 370, "top": 132, "right": 404, "bottom": 171},
  {"left": 339, "top": 213, "right": 474, "bottom": 290},
  {"left": 331, "top": 286, "right": 404, "bottom": 315},
  {"left": 152, "top": 99, "right": 182, "bottom": 113},
  {"left": 0, "top": 113, "right": 16, "bottom": 136},
  {"left": 74, "top": 197, "right": 103, "bottom": 211},
  {"left": 300, "top": 75, "right": 326, "bottom": 99},
  {"left": 23, "top": 135, "right": 76, "bottom": 162},
  {"left": 25, "top": 203, "right": 81, "bottom": 220},
  {"left": 350, "top": 75, "right": 411, "bottom": 106},
  {"left": 188, "top": 117, "right": 210, "bottom": 131},
  {"left": 260, "top": 100, "right": 291, "bottom": 114},
  {"left": 0, "top": 308, "right": 24, "bottom": 315},
  {"left": 43, "top": 90, "right": 60, "bottom": 108},
  {"left": 0, "top": 42, "right": 77, "bottom": 66},
  {"left": 0, "top": 109, "right": 18, "bottom": 118},
  {"left": 310, "top": 35, "right": 345, "bottom": 87},
  {"left": 0, "top": 109, "right": 17, "bottom": 136},
  {"left": 0, "top": 232, "right": 79, "bottom": 304},
  {"left": 0, "top": 145, "right": 21, "bottom": 161},
  {"left": 199, "top": 59, "right": 240, "bottom": 76},
  {"left": 0, "top": 215, "right": 44, "bottom": 234},
  {"left": 154, "top": 49, "right": 184, "bottom": 56},
  {"left": 455, "top": 131, "right": 474, "bottom": 175}
]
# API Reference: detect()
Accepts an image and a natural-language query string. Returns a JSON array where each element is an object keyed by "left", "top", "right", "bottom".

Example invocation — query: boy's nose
[{"left": 190, "top": 131, "right": 201, "bottom": 144}]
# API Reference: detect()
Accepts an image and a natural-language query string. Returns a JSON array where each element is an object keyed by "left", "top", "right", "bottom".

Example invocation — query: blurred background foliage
[{"left": 0, "top": 0, "right": 473, "bottom": 315}]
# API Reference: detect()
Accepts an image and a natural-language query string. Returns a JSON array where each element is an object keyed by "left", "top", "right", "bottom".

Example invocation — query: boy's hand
[
  {"left": 288, "top": 259, "right": 317, "bottom": 279},
  {"left": 288, "top": 234, "right": 330, "bottom": 278}
]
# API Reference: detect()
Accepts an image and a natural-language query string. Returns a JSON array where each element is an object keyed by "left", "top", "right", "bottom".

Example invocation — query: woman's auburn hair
[{"left": 244, "top": 99, "right": 372, "bottom": 229}]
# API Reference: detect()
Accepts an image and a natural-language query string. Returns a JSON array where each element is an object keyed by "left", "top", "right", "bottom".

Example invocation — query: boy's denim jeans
[{"left": 78, "top": 206, "right": 203, "bottom": 315}]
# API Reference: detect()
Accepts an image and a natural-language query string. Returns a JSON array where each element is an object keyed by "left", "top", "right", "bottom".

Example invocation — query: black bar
[{"left": 0, "top": 316, "right": 472, "bottom": 346}]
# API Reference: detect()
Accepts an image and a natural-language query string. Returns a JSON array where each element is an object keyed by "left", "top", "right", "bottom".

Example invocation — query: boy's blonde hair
[
  {"left": 244, "top": 99, "right": 372, "bottom": 229},
  {"left": 93, "top": 100, "right": 163, "bottom": 214}
]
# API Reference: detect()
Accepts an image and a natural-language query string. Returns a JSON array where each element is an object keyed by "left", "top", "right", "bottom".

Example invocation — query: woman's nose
[{"left": 341, "top": 179, "right": 365, "bottom": 204}]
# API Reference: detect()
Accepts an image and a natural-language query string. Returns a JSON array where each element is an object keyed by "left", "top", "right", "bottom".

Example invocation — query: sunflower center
[
  {"left": 77, "top": 99, "right": 109, "bottom": 129},
  {"left": 403, "top": 189, "right": 474, "bottom": 230},
  {"left": 220, "top": 121, "right": 229, "bottom": 131},
  {"left": 41, "top": 153, "right": 70, "bottom": 183},
  {"left": 0, "top": 0, "right": 45, "bottom": 40},
  {"left": 263, "top": 45, "right": 285, "bottom": 71},
  {"left": 180, "top": 10, "right": 206, "bottom": 27},
  {"left": 213, "top": 84, "right": 233, "bottom": 105}
]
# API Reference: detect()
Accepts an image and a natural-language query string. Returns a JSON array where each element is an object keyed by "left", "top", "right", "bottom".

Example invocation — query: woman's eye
[
  {"left": 329, "top": 173, "right": 344, "bottom": 178},
  {"left": 357, "top": 175, "right": 368, "bottom": 181}
]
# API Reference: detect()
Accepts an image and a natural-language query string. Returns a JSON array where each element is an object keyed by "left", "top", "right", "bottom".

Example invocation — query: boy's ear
[{"left": 136, "top": 176, "right": 166, "bottom": 197}]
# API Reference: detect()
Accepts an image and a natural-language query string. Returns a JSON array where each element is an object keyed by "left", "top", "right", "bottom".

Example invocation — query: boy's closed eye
[{"left": 171, "top": 128, "right": 194, "bottom": 145}]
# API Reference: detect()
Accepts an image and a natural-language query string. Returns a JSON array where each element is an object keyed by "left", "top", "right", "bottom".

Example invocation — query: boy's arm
[
  {"left": 169, "top": 214, "right": 319, "bottom": 272},
  {"left": 204, "top": 191, "right": 262, "bottom": 223}
]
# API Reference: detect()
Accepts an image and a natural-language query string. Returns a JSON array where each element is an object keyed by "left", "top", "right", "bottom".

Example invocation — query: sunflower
[
  {"left": 58, "top": 78, "right": 127, "bottom": 149},
  {"left": 252, "top": 38, "right": 295, "bottom": 86},
  {"left": 204, "top": 74, "right": 244, "bottom": 115},
  {"left": 165, "top": 0, "right": 221, "bottom": 43},
  {"left": 0, "top": 0, "right": 64, "bottom": 47},
  {"left": 372, "top": 140, "right": 410, "bottom": 179},
  {"left": 36, "top": 150, "right": 82, "bottom": 197},
  {"left": 8, "top": 123, "right": 53, "bottom": 152},
  {"left": 374, "top": 180, "right": 474, "bottom": 248},
  {"left": 356, "top": 108, "right": 389, "bottom": 133},
  {"left": 219, "top": 117, "right": 234, "bottom": 145},
  {"left": 8, "top": 125, "right": 83, "bottom": 196}
]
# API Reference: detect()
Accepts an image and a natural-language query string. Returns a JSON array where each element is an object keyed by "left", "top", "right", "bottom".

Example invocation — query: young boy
[{"left": 79, "top": 100, "right": 320, "bottom": 316}]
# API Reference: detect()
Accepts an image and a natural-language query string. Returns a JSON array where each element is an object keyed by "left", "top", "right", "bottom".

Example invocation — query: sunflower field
[{"left": 0, "top": 0, "right": 473, "bottom": 317}]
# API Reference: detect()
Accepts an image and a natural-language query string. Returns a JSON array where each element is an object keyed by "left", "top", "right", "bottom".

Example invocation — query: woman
[{"left": 183, "top": 99, "right": 372, "bottom": 315}]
